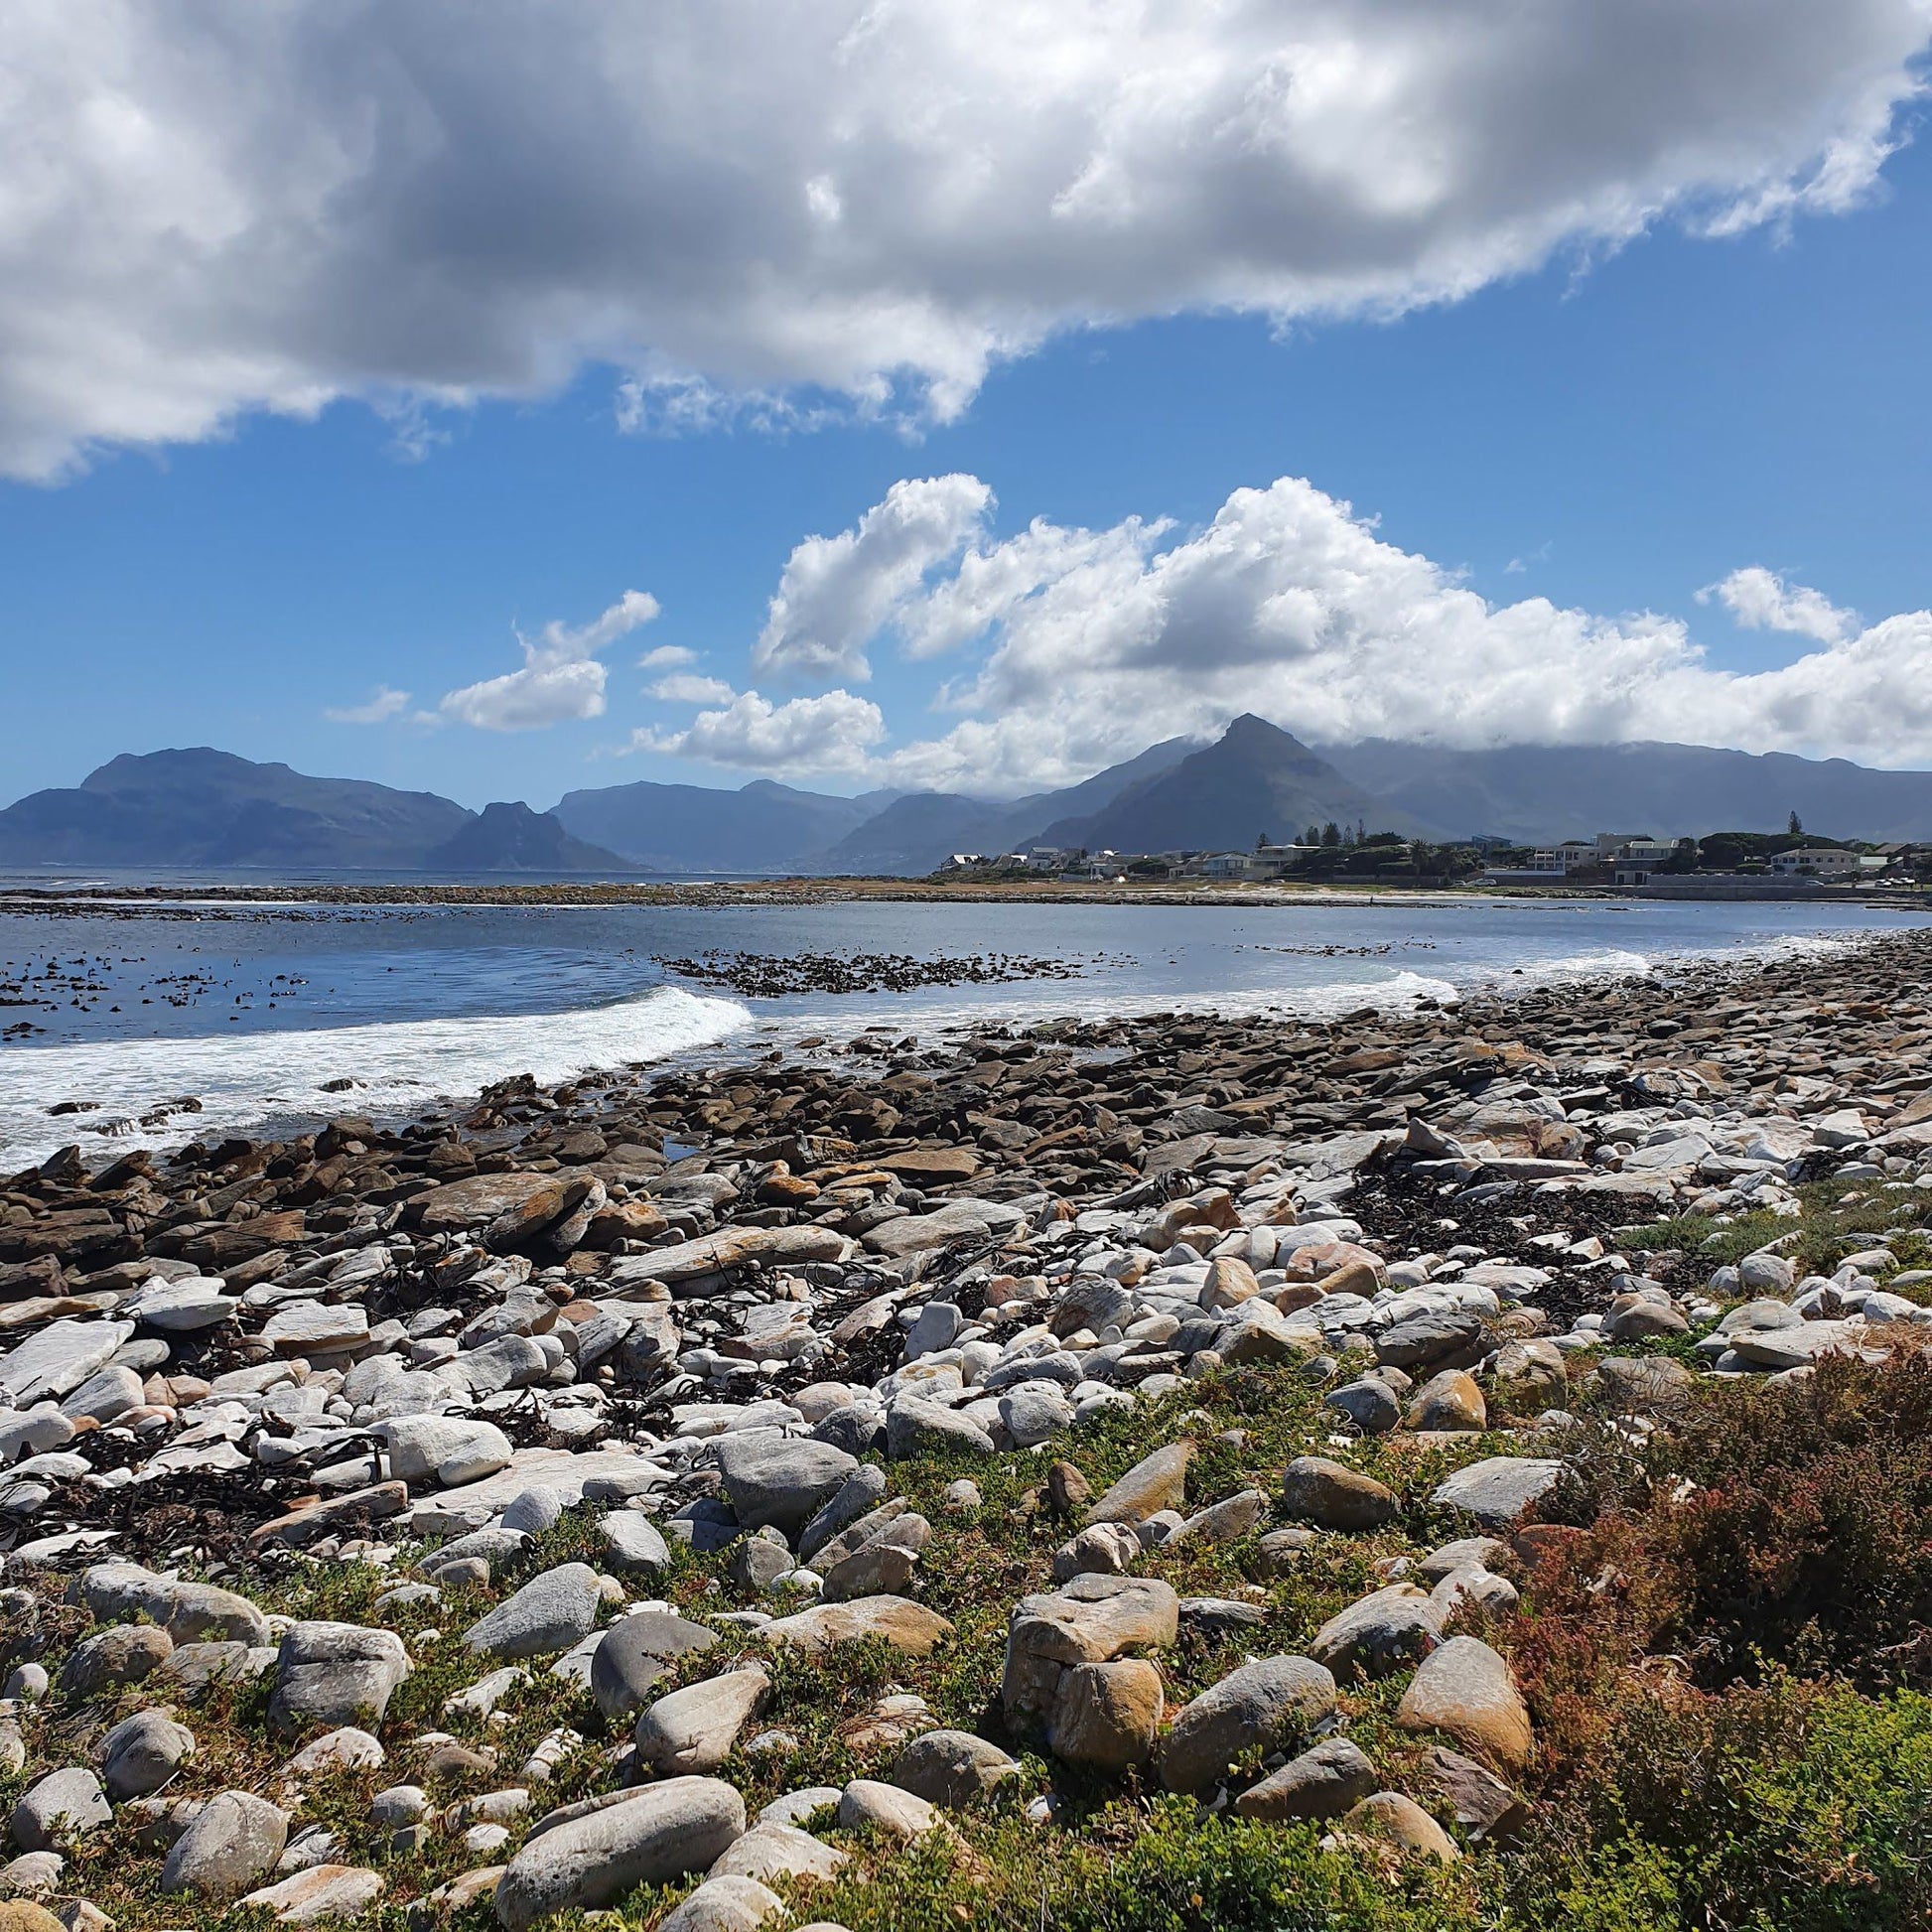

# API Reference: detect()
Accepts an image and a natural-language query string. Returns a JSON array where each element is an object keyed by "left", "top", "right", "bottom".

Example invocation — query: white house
[{"left": 1768, "top": 847, "right": 1863, "bottom": 881}]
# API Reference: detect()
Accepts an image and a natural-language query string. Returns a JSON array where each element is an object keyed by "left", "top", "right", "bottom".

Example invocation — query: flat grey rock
[
  {"left": 492, "top": 1776, "right": 746, "bottom": 1930},
  {"left": 714, "top": 1434, "right": 858, "bottom": 1537},
  {"left": 1429, "top": 1456, "right": 1565, "bottom": 1528},
  {"left": 465, "top": 1562, "right": 602, "bottom": 1659}
]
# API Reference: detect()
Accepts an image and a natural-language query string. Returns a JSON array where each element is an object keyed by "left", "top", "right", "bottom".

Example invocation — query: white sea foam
[
  {"left": 1493, "top": 947, "right": 1655, "bottom": 986},
  {"left": 0, "top": 985, "right": 752, "bottom": 1171},
  {"left": 751, "top": 967, "right": 1464, "bottom": 1048}
]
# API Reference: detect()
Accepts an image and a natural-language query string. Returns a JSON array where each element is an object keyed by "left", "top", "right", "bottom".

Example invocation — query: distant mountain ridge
[
  {"left": 1317, "top": 739, "right": 1932, "bottom": 845},
  {"left": 550, "top": 776, "right": 891, "bottom": 874},
  {"left": 424, "top": 801, "right": 636, "bottom": 874},
  {"left": 818, "top": 736, "right": 1199, "bottom": 876},
  {"left": 1036, "top": 715, "right": 1443, "bottom": 852},
  {"left": 0, "top": 748, "right": 473, "bottom": 870},
  {"left": 5, "top": 727, "right": 1932, "bottom": 877}
]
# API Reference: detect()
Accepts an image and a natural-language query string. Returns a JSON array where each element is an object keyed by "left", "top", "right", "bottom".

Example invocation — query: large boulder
[
  {"left": 1309, "top": 1586, "right": 1442, "bottom": 1680},
  {"left": 10, "top": 1769, "right": 109, "bottom": 1853},
  {"left": 1430, "top": 1457, "right": 1564, "bottom": 1529},
  {"left": 464, "top": 1564, "right": 602, "bottom": 1659},
  {"left": 609, "top": 1225, "right": 847, "bottom": 1286},
  {"left": 268, "top": 1623, "right": 411, "bottom": 1734},
  {"left": 1048, "top": 1660, "right": 1163, "bottom": 1771},
  {"left": 760, "top": 1595, "right": 952, "bottom": 1659},
  {"left": 1159, "top": 1655, "right": 1336, "bottom": 1796},
  {"left": 239, "top": 1864, "right": 385, "bottom": 1924},
  {"left": 1003, "top": 1575, "right": 1178, "bottom": 1725},
  {"left": 1395, "top": 1636, "right": 1533, "bottom": 1771},
  {"left": 1087, "top": 1444, "right": 1193, "bottom": 1525},
  {"left": 708, "top": 1821, "right": 849, "bottom": 1884},
  {"left": 659, "top": 1873, "right": 787, "bottom": 1932},
  {"left": 1342, "top": 1791, "right": 1459, "bottom": 1864},
  {"left": 78, "top": 1562, "right": 270, "bottom": 1646},
  {"left": 713, "top": 1436, "right": 858, "bottom": 1539},
  {"left": 1234, "top": 1737, "right": 1379, "bottom": 1821},
  {"left": 886, "top": 1396, "right": 997, "bottom": 1459},
  {"left": 1281, "top": 1456, "right": 1397, "bottom": 1530},
  {"left": 376, "top": 1416, "right": 514, "bottom": 1487},
  {"left": 161, "top": 1790, "right": 290, "bottom": 1898},
  {"left": 591, "top": 1612, "right": 720, "bottom": 1724},
  {"left": 634, "top": 1668, "right": 771, "bottom": 1776},
  {"left": 493, "top": 1778, "right": 747, "bottom": 1931},
  {"left": 97, "top": 1710, "right": 195, "bottom": 1799},
  {"left": 893, "top": 1729, "right": 1021, "bottom": 1809}
]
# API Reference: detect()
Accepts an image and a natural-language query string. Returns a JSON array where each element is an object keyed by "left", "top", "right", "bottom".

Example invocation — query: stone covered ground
[{"left": 1, "top": 931, "right": 1931, "bottom": 1929}]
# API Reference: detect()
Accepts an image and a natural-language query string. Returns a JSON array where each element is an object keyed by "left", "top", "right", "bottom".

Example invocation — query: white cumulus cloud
[
  {"left": 664, "top": 474, "right": 1932, "bottom": 792},
  {"left": 754, "top": 476, "right": 994, "bottom": 683},
  {"left": 632, "top": 689, "right": 887, "bottom": 775},
  {"left": 1702, "top": 565, "right": 1860, "bottom": 644},
  {"left": 649, "top": 672, "right": 737, "bottom": 704},
  {"left": 441, "top": 589, "right": 659, "bottom": 732},
  {"left": 1, "top": 0, "right": 1927, "bottom": 477},
  {"left": 637, "top": 643, "right": 697, "bottom": 671},
  {"left": 323, "top": 685, "right": 412, "bottom": 726}
]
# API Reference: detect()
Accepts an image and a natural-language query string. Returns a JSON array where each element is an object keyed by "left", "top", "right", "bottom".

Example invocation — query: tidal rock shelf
[{"left": 0, "top": 930, "right": 1927, "bottom": 1926}]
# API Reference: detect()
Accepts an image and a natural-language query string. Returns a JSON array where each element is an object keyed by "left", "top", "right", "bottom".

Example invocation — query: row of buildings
[
  {"left": 1483, "top": 833, "right": 1912, "bottom": 888},
  {"left": 938, "top": 831, "right": 1927, "bottom": 890}
]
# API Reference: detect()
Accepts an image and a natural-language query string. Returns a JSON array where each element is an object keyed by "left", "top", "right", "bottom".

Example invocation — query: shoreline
[
  {"left": 6, "top": 874, "right": 1927, "bottom": 912},
  {"left": 0, "top": 917, "right": 1909, "bottom": 1176},
  {"left": 0, "top": 918, "right": 1929, "bottom": 1923}
]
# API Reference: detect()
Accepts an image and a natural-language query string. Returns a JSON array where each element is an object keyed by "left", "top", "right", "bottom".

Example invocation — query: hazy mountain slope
[
  {"left": 821, "top": 736, "right": 1198, "bottom": 875},
  {"left": 1037, "top": 715, "right": 1446, "bottom": 853},
  {"left": 551, "top": 777, "right": 888, "bottom": 872},
  {"left": 1321, "top": 739, "right": 1932, "bottom": 843},
  {"left": 422, "top": 801, "right": 636, "bottom": 873},
  {"left": 0, "top": 749, "right": 475, "bottom": 869}
]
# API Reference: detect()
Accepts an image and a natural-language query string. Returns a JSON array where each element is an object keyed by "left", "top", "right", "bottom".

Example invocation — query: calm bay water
[{"left": 1, "top": 890, "right": 1923, "bottom": 1169}]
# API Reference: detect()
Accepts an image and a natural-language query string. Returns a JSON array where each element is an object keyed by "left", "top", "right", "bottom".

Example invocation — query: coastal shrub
[
  {"left": 1525, "top": 1348, "right": 1932, "bottom": 1689},
  {"left": 1503, "top": 1675, "right": 1932, "bottom": 1932}
]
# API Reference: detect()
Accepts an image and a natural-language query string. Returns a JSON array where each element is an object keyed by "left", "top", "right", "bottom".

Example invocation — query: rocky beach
[{"left": 0, "top": 928, "right": 1928, "bottom": 1928}]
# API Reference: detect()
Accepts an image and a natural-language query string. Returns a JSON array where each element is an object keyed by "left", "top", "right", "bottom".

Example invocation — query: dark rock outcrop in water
[{"left": 422, "top": 800, "right": 637, "bottom": 874}]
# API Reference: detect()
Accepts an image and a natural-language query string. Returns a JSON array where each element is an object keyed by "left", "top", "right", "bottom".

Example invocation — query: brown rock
[
  {"left": 1199, "top": 1257, "right": 1260, "bottom": 1310},
  {"left": 759, "top": 1596, "right": 952, "bottom": 1659},
  {"left": 1396, "top": 1637, "right": 1533, "bottom": 1771},
  {"left": 877, "top": 1147, "right": 982, "bottom": 1184},
  {"left": 1045, "top": 1460, "right": 1091, "bottom": 1517},
  {"left": 1047, "top": 1660, "right": 1163, "bottom": 1770},
  {"left": 1406, "top": 1370, "right": 1486, "bottom": 1433},
  {"left": 1088, "top": 1443, "right": 1192, "bottom": 1525},
  {"left": 1281, "top": 1456, "right": 1397, "bottom": 1530},
  {"left": 1419, "top": 1745, "right": 1530, "bottom": 1843},
  {"left": 1342, "top": 1791, "right": 1458, "bottom": 1864}
]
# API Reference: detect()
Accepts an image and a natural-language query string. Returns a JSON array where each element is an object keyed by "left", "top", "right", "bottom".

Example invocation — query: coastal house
[
  {"left": 1252, "top": 842, "right": 1316, "bottom": 877},
  {"left": 1199, "top": 851, "right": 1259, "bottom": 879},
  {"left": 1768, "top": 847, "right": 1863, "bottom": 881}
]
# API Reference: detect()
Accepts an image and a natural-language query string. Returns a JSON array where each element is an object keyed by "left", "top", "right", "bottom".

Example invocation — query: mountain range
[{"left": 5, "top": 722, "right": 1932, "bottom": 876}]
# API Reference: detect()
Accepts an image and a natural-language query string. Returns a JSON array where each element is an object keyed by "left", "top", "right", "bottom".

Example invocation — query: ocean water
[{"left": 1, "top": 892, "right": 1922, "bottom": 1169}]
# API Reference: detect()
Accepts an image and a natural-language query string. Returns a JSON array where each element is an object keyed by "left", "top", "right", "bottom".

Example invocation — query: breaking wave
[{"left": 0, "top": 985, "right": 753, "bottom": 1172}]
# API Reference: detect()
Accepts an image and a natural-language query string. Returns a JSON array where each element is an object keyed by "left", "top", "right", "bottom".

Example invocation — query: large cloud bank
[
  {"left": 635, "top": 476, "right": 1932, "bottom": 788},
  {"left": 3, "top": 0, "right": 1927, "bottom": 478}
]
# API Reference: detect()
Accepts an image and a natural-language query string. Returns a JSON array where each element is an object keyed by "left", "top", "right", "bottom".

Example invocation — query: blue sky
[{"left": 5, "top": 3, "right": 1932, "bottom": 806}]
